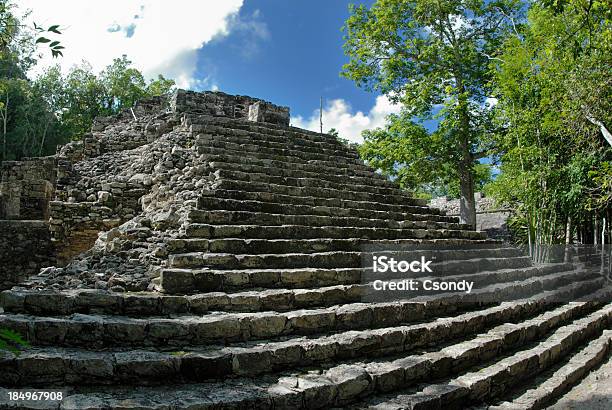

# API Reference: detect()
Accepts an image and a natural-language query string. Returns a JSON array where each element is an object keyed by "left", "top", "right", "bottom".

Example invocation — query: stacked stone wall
[
  {"left": 429, "top": 193, "right": 513, "bottom": 240},
  {"left": 171, "top": 89, "right": 290, "bottom": 126},
  {"left": 0, "top": 156, "right": 57, "bottom": 183},
  {"left": 0, "top": 157, "right": 57, "bottom": 220},
  {"left": 0, "top": 220, "right": 54, "bottom": 289},
  {"left": 47, "top": 201, "right": 122, "bottom": 263}
]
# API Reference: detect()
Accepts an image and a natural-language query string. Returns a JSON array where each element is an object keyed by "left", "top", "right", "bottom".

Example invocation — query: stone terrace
[{"left": 0, "top": 90, "right": 610, "bottom": 409}]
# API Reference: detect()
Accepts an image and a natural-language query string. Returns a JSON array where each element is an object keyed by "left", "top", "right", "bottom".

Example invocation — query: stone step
[
  {"left": 361, "top": 303, "right": 612, "bottom": 410},
  {"left": 168, "top": 246, "right": 517, "bottom": 269},
  {"left": 166, "top": 236, "right": 495, "bottom": 256},
  {"left": 190, "top": 120, "right": 372, "bottom": 167},
  {"left": 158, "top": 262, "right": 557, "bottom": 303},
  {"left": 2, "top": 284, "right": 607, "bottom": 389},
  {"left": 186, "top": 117, "right": 343, "bottom": 147},
  {"left": 161, "top": 258, "right": 562, "bottom": 294},
  {"left": 194, "top": 197, "right": 450, "bottom": 224},
  {"left": 207, "top": 159, "right": 396, "bottom": 190},
  {"left": 182, "top": 224, "right": 474, "bottom": 242},
  {"left": 171, "top": 248, "right": 523, "bottom": 297},
  {"left": 202, "top": 189, "right": 436, "bottom": 216},
  {"left": 4, "top": 265, "right": 568, "bottom": 316},
  {"left": 167, "top": 257, "right": 534, "bottom": 293},
  {"left": 195, "top": 145, "right": 385, "bottom": 184},
  {"left": 0, "top": 269, "right": 602, "bottom": 349},
  {"left": 214, "top": 168, "right": 410, "bottom": 199},
  {"left": 168, "top": 250, "right": 361, "bottom": 269},
  {"left": 202, "top": 152, "right": 388, "bottom": 183},
  {"left": 196, "top": 143, "right": 367, "bottom": 173},
  {"left": 196, "top": 193, "right": 438, "bottom": 217},
  {"left": 214, "top": 178, "right": 422, "bottom": 206},
  {"left": 355, "top": 303, "right": 612, "bottom": 410},
  {"left": 195, "top": 133, "right": 361, "bottom": 162},
  {"left": 488, "top": 331, "right": 612, "bottom": 410},
  {"left": 6, "top": 285, "right": 608, "bottom": 408},
  {"left": 165, "top": 267, "right": 365, "bottom": 293},
  {"left": 191, "top": 121, "right": 354, "bottom": 153},
  {"left": 186, "top": 210, "right": 472, "bottom": 232}
]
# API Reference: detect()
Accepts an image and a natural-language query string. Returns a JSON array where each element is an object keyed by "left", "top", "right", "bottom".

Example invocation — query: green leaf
[
  {"left": 36, "top": 37, "right": 51, "bottom": 44},
  {"left": 47, "top": 25, "right": 61, "bottom": 34},
  {"left": 49, "top": 41, "right": 60, "bottom": 47}
]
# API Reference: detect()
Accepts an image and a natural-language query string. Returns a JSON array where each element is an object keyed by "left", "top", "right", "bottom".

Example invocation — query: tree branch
[
  {"left": 494, "top": 6, "right": 520, "bottom": 37},
  {"left": 585, "top": 112, "right": 612, "bottom": 148},
  {"left": 480, "top": 51, "right": 505, "bottom": 63}
]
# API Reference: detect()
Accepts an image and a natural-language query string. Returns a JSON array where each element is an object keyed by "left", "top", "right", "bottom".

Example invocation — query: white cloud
[
  {"left": 225, "top": 9, "right": 270, "bottom": 59},
  {"left": 18, "top": 0, "right": 244, "bottom": 88},
  {"left": 291, "top": 96, "right": 402, "bottom": 143}
]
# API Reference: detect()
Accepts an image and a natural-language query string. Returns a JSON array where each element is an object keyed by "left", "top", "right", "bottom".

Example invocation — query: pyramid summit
[{"left": 0, "top": 90, "right": 610, "bottom": 409}]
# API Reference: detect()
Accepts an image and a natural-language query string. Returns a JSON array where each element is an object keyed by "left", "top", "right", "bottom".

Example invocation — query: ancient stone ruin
[
  {"left": 429, "top": 194, "right": 513, "bottom": 241},
  {"left": 0, "top": 89, "right": 610, "bottom": 409}
]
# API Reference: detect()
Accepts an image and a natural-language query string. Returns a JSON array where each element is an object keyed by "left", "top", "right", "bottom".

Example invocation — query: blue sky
[
  {"left": 194, "top": 0, "right": 400, "bottom": 141},
  {"left": 195, "top": 0, "right": 375, "bottom": 116},
  {"left": 22, "top": 0, "right": 398, "bottom": 143}
]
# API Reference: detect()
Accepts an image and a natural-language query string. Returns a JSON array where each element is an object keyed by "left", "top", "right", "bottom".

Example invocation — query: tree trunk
[
  {"left": 1, "top": 90, "right": 8, "bottom": 162},
  {"left": 601, "top": 216, "right": 607, "bottom": 274},
  {"left": 527, "top": 210, "right": 534, "bottom": 258},
  {"left": 38, "top": 118, "right": 50, "bottom": 156},
  {"left": 564, "top": 216, "right": 572, "bottom": 263},
  {"left": 458, "top": 160, "right": 476, "bottom": 228},
  {"left": 606, "top": 209, "right": 612, "bottom": 281},
  {"left": 585, "top": 112, "right": 612, "bottom": 147},
  {"left": 455, "top": 84, "right": 476, "bottom": 229}
]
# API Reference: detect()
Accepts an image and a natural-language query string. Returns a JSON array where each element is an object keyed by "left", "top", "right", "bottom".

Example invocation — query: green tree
[
  {"left": 0, "top": 0, "right": 66, "bottom": 161},
  {"left": 34, "top": 59, "right": 176, "bottom": 144},
  {"left": 359, "top": 111, "right": 492, "bottom": 199},
  {"left": 342, "top": 0, "right": 519, "bottom": 226},
  {"left": 146, "top": 74, "right": 176, "bottom": 97},
  {"left": 488, "top": 0, "right": 611, "bottom": 252},
  {"left": 99, "top": 56, "right": 176, "bottom": 113},
  {"left": 100, "top": 55, "right": 147, "bottom": 111},
  {"left": 63, "top": 62, "right": 110, "bottom": 137}
]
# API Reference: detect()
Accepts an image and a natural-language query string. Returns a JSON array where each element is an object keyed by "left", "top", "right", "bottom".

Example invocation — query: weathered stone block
[
  {"left": 180, "top": 351, "right": 232, "bottom": 380},
  {"left": 248, "top": 101, "right": 290, "bottom": 126},
  {"left": 326, "top": 364, "right": 371, "bottom": 402}
]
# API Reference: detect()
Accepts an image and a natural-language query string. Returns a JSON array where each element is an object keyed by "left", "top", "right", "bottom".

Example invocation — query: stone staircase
[{"left": 0, "top": 93, "right": 610, "bottom": 409}]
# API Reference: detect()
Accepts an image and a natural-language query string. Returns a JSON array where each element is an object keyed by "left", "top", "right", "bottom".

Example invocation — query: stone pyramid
[{"left": 0, "top": 90, "right": 610, "bottom": 409}]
